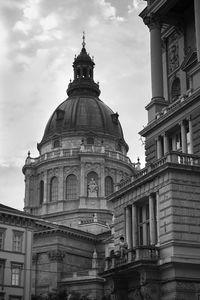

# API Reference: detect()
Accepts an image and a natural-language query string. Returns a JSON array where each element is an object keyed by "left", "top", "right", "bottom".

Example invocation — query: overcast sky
[{"left": 0, "top": 0, "right": 150, "bottom": 210}]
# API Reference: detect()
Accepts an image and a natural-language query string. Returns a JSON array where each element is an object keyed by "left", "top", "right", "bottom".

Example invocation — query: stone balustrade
[
  {"left": 104, "top": 245, "right": 159, "bottom": 271},
  {"left": 25, "top": 145, "right": 132, "bottom": 166},
  {"left": 117, "top": 151, "right": 200, "bottom": 190},
  {"left": 61, "top": 269, "right": 98, "bottom": 279}
]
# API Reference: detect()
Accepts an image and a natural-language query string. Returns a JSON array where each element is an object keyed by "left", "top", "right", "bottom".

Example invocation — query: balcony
[
  {"left": 140, "top": 88, "right": 200, "bottom": 136},
  {"left": 104, "top": 246, "right": 159, "bottom": 271},
  {"left": 61, "top": 269, "right": 99, "bottom": 279},
  {"left": 117, "top": 151, "right": 200, "bottom": 190}
]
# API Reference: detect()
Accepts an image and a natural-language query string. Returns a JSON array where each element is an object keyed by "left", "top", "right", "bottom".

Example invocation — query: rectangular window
[
  {"left": 176, "top": 132, "right": 181, "bottom": 150},
  {"left": 13, "top": 231, "right": 23, "bottom": 252},
  {"left": 137, "top": 203, "right": 150, "bottom": 246},
  {"left": 0, "top": 229, "right": 6, "bottom": 250},
  {"left": 11, "top": 263, "right": 22, "bottom": 286},
  {"left": 0, "top": 260, "right": 5, "bottom": 285},
  {"left": 138, "top": 207, "right": 143, "bottom": 245}
]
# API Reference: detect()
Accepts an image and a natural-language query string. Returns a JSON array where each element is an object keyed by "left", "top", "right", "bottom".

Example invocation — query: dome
[
  {"left": 39, "top": 95, "right": 128, "bottom": 150},
  {"left": 74, "top": 47, "right": 94, "bottom": 64},
  {"left": 38, "top": 36, "right": 128, "bottom": 151}
]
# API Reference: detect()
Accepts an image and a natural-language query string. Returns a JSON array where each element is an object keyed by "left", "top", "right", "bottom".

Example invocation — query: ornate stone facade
[
  {"left": 102, "top": 1, "right": 200, "bottom": 299},
  {"left": 23, "top": 37, "right": 135, "bottom": 298}
]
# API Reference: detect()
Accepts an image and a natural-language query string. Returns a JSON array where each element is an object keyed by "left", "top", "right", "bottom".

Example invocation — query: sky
[{"left": 0, "top": 0, "right": 150, "bottom": 210}]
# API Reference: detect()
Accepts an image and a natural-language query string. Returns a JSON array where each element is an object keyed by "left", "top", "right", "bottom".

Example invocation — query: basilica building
[{"left": 22, "top": 35, "right": 135, "bottom": 298}]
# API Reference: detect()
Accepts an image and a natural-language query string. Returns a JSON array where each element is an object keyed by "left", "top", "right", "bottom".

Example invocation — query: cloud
[
  {"left": 1, "top": 0, "right": 150, "bottom": 209},
  {"left": 0, "top": 164, "right": 24, "bottom": 210}
]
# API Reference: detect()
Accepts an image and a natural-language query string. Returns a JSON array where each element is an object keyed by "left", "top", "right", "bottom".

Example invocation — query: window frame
[
  {"left": 66, "top": 174, "right": 78, "bottom": 200},
  {"left": 137, "top": 203, "right": 150, "bottom": 246},
  {"left": 105, "top": 176, "right": 114, "bottom": 196},
  {"left": 11, "top": 263, "right": 22, "bottom": 287},
  {"left": 50, "top": 176, "right": 58, "bottom": 202},
  {"left": 0, "top": 228, "right": 6, "bottom": 250},
  {"left": 12, "top": 231, "right": 23, "bottom": 253},
  {"left": 0, "top": 260, "right": 5, "bottom": 286},
  {"left": 39, "top": 180, "right": 44, "bottom": 205},
  {"left": 9, "top": 297, "right": 22, "bottom": 300}
]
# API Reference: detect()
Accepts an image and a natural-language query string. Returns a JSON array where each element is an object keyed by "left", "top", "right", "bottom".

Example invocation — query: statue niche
[{"left": 87, "top": 171, "right": 98, "bottom": 197}]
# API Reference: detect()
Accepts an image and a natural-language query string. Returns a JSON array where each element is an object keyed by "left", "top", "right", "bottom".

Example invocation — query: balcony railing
[
  {"left": 61, "top": 269, "right": 98, "bottom": 279},
  {"left": 104, "top": 246, "right": 159, "bottom": 271},
  {"left": 25, "top": 146, "right": 132, "bottom": 166},
  {"left": 117, "top": 151, "right": 200, "bottom": 190}
]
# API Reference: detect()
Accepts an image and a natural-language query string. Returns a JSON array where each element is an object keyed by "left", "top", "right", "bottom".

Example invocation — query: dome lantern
[{"left": 67, "top": 32, "right": 100, "bottom": 97}]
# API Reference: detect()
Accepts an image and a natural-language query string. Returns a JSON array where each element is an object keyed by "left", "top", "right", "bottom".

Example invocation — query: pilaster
[{"left": 194, "top": 0, "right": 200, "bottom": 61}]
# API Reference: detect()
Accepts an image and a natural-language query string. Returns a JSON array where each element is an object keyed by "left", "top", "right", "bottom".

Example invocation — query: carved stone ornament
[
  {"left": 48, "top": 250, "right": 65, "bottom": 262},
  {"left": 143, "top": 13, "right": 161, "bottom": 30},
  {"left": 168, "top": 32, "right": 179, "bottom": 74},
  {"left": 32, "top": 253, "right": 39, "bottom": 263},
  {"left": 64, "top": 166, "right": 71, "bottom": 174},
  {"left": 88, "top": 178, "right": 98, "bottom": 197}
]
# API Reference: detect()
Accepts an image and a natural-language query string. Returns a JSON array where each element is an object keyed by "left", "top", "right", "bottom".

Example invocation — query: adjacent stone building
[
  {"left": 103, "top": 0, "right": 200, "bottom": 299},
  {"left": 20, "top": 0, "right": 200, "bottom": 298},
  {"left": 0, "top": 204, "right": 52, "bottom": 300},
  {"left": 22, "top": 36, "right": 135, "bottom": 298}
]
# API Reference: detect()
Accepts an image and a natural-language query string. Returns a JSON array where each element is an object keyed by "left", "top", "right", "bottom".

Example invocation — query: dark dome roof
[
  {"left": 39, "top": 95, "right": 128, "bottom": 150},
  {"left": 74, "top": 47, "right": 94, "bottom": 64},
  {"left": 38, "top": 41, "right": 128, "bottom": 151}
]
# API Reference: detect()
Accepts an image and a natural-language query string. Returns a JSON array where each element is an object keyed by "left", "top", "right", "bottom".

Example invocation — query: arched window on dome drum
[
  {"left": 105, "top": 176, "right": 114, "bottom": 196},
  {"left": 50, "top": 177, "right": 58, "bottom": 202},
  {"left": 39, "top": 180, "right": 44, "bottom": 204},
  {"left": 171, "top": 77, "right": 180, "bottom": 102},
  {"left": 66, "top": 174, "right": 77, "bottom": 200}
]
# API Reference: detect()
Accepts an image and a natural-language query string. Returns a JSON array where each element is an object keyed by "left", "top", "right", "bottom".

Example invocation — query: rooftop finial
[{"left": 82, "top": 31, "right": 86, "bottom": 48}]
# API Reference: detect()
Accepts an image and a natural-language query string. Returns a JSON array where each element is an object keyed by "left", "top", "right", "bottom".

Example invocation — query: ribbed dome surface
[{"left": 40, "top": 95, "right": 125, "bottom": 144}]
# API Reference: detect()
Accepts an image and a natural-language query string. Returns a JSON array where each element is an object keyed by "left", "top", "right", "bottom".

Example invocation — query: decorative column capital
[{"left": 143, "top": 14, "right": 161, "bottom": 30}]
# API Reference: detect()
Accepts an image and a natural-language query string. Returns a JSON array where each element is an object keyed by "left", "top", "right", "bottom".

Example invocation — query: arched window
[
  {"left": 105, "top": 176, "right": 114, "bottom": 196},
  {"left": 39, "top": 180, "right": 44, "bottom": 204},
  {"left": 83, "top": 67, "right": 87, "bottom": 78},
  {"left": 50, "top": 177, "right": 58, "bottom": 202},
  {"left": 77, "top": 68, "right": 81, "bottom": 78},
  {"left": 66, "top": 174, "right": 77, "bottom": 200},
  {"left": 171, "top": 77, "right": 181, "bottom": 102}
]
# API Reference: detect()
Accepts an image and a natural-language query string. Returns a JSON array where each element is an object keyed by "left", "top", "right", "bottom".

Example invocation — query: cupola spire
[
  {"left": 66, "top": 33, "right": 101, "bottom": 97},
  {"left": 82, "top": 31, "right": 86, "bottom": 48}
]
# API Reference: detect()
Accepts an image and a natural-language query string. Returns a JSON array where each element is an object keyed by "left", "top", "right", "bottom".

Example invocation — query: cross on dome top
[{"left": 82, "top": 31, "right": 86, "bottom": 48}]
